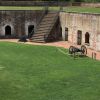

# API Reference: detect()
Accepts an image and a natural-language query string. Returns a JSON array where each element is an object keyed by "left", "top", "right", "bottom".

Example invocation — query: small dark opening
[
  {"left": 5, "top": 25, "right": 11, "bottom": 36},
  {"left": 85, "top": 32, "right": 90, "bottom": 44},
  {"left": 28, "top": 25, "right": 34, "bottom": 38},
  {"left": 77, "top": 30, "right": 82, "bottom": 45},
  {"left": 60, "top": 27, "right": 62, "bottom": 38},
  {"left": 65, "top": 27, "right": 68, "bottom": 41}
]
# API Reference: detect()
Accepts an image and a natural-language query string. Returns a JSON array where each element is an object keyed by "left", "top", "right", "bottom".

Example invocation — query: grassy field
[
  {"left": 63, "top": 7, "right": 100, "bottom": 13},
  {"left": 0, "top": 6, "right": 100, "bottom": 13},
  {"left": 0, "top": 6, "right": 60, "bottom": 11},
  {"left": 0, "top": 42, "right": 100, "bottom": 100}
]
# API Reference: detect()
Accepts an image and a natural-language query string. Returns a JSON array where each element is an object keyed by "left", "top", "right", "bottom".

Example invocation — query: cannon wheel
[
  {"left": 81, "top": 45, "right": 87, "bottom": 55},
  {"left": 69, "top": 46, "right": 74, "bottom": 54}
]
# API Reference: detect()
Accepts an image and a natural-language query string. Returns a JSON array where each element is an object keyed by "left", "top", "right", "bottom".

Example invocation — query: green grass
[
  {"left": 0, "top": 6, "right": 60, "bottom": 11},
  {"left": 0, "top": 42, "right": 100, "bottom": 100},
  {"left": 63, "top": 7, "right": 100, "bottom": 13},
  {"left": 0, "top": 6, "right": 100, "bottom": 13},
  {"left": 0, "top": 6, "right": 44, "bottom": 10}
]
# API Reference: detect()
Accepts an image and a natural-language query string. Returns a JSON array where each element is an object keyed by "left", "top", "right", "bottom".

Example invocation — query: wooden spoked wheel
[
  {"left": 69, "top": 46, "right": 74, "bottom": 54},
  {"left": 81, "top": 45, "right": 87, "bottom": 55}
]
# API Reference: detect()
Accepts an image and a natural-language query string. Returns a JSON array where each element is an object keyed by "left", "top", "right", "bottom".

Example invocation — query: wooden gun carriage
[{"left": 69, "top": 45, "right": 87, "bottom": 57}]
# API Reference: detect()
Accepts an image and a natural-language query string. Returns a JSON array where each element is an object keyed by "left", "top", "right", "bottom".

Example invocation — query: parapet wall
[
  {"left": 0, "top": 1, "right": 100, "bottom": 7},
  {"left": 60, "top": 12, "right": 100, "bottom": 51},
  {"left": 0, "top": 1, "right": 71, "bottom": 6},
  {"left": 81, "top": 3, "right": 100, "bottom": 7}
]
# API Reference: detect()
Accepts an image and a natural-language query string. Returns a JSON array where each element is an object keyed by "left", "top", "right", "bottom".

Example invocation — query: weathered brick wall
[
  {"left": 0, "top": 1, "right": 70, "bottom": 6},
  {"left": 81, "top": 3, "right": 100, "bottom": 7},
  {"left": 60, "top": 12, "right": 100, "bottom": 51},
  {"left": 0, "top": 10, "right": 44, "bottom": 38}
]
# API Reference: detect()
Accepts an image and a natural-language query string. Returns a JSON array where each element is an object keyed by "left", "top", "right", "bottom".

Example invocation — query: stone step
[
  {"left": 33, "top": 34, "right": 44, "bottom": 38},
  {"left": 44, "top": 16, "right": 56, "bottom": 19},
  {"left": 33, "top": 33, "right": 45, "bottom": 36},
  {"left": 36, "top": 29, "right": 49, "bottom": 33},
  {"left": 42, "top": 18, "right": 54, "bottom": 22},
  {"left": 32, "top": 35, "right": 44, "bottom": 39},
  {"left": 37, "top": 26, "right": 50, "bottom": 30},
  {"left": 40, "top": 21, "right": 53, "bottom": 25},
  {"left": 33, "top": 32, "right": 47, "bottom": 36},
  {"left": 32, "top": 35, "right": 42, "bottom": 38},
  {"left": 38, "top": 24, "right": 51, "bottom": 29},
  {"left": 31, "top": 37, "right": 44, "bottom": 41},
  {"left": 45, "top": 13, "right": 57, "bottom": 17}
]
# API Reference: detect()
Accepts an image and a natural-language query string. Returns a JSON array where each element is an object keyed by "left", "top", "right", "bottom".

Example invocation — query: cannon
[
  {"left": 18, "top": 35, "right": 27, "bottom": 42},
  {"left": 69, "top": 45, "right": 87, "bottom": 56}
]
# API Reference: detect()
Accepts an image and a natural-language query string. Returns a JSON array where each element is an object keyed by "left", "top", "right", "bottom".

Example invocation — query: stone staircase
[{"left": 30, "top": 11, "right": 59, "bottom": 43}]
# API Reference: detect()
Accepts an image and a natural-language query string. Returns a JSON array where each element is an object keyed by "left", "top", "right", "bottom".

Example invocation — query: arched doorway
[
  {"left": 77, "top": 30, "right": 82, "bottom": 45},
  {"left": 28, "top": 25, "right": 34, "bottom": 38},
  {"left": 5, "top": 25, "right": 11, "bottom": 36},
  {"left": 85, "top": 32, "right": 90, "bottom": 44}
]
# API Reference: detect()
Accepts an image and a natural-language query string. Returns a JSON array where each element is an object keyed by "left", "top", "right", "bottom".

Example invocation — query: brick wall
[
  {"left": 60, "top": 12, "right": 100, "bottom": 51},
  {"left": 0, "top": 10, "right": 44, "bottom": 38}
]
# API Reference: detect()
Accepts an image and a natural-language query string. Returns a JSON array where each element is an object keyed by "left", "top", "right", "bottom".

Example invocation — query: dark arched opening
[
  {"left": 28, "top": 25, "right": 34, "bottom": 38},
  {"left": 85, "top": 32, "right": 90, "bottom": 44},
  {"left": 65, "top": 27, "right": 68, "bottom": 41},
  {"left": 77, "top": 30, "right": 82, "bottom": 45},
  {"left": 5, "top": 25, "right": 11, "bottom": 36},
  {"left": 60, "top": 27, "right": 62, "bottom": 39}
]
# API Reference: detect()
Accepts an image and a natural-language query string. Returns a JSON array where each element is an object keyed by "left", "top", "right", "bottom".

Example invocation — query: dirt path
[{"left": 0, "top": 39, "right": 71, "bottom": 48}]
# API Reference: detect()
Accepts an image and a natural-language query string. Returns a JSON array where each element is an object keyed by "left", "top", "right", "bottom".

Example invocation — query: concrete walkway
[{"left": 0, "top": 39, "right": 100, "bottom": 60}]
